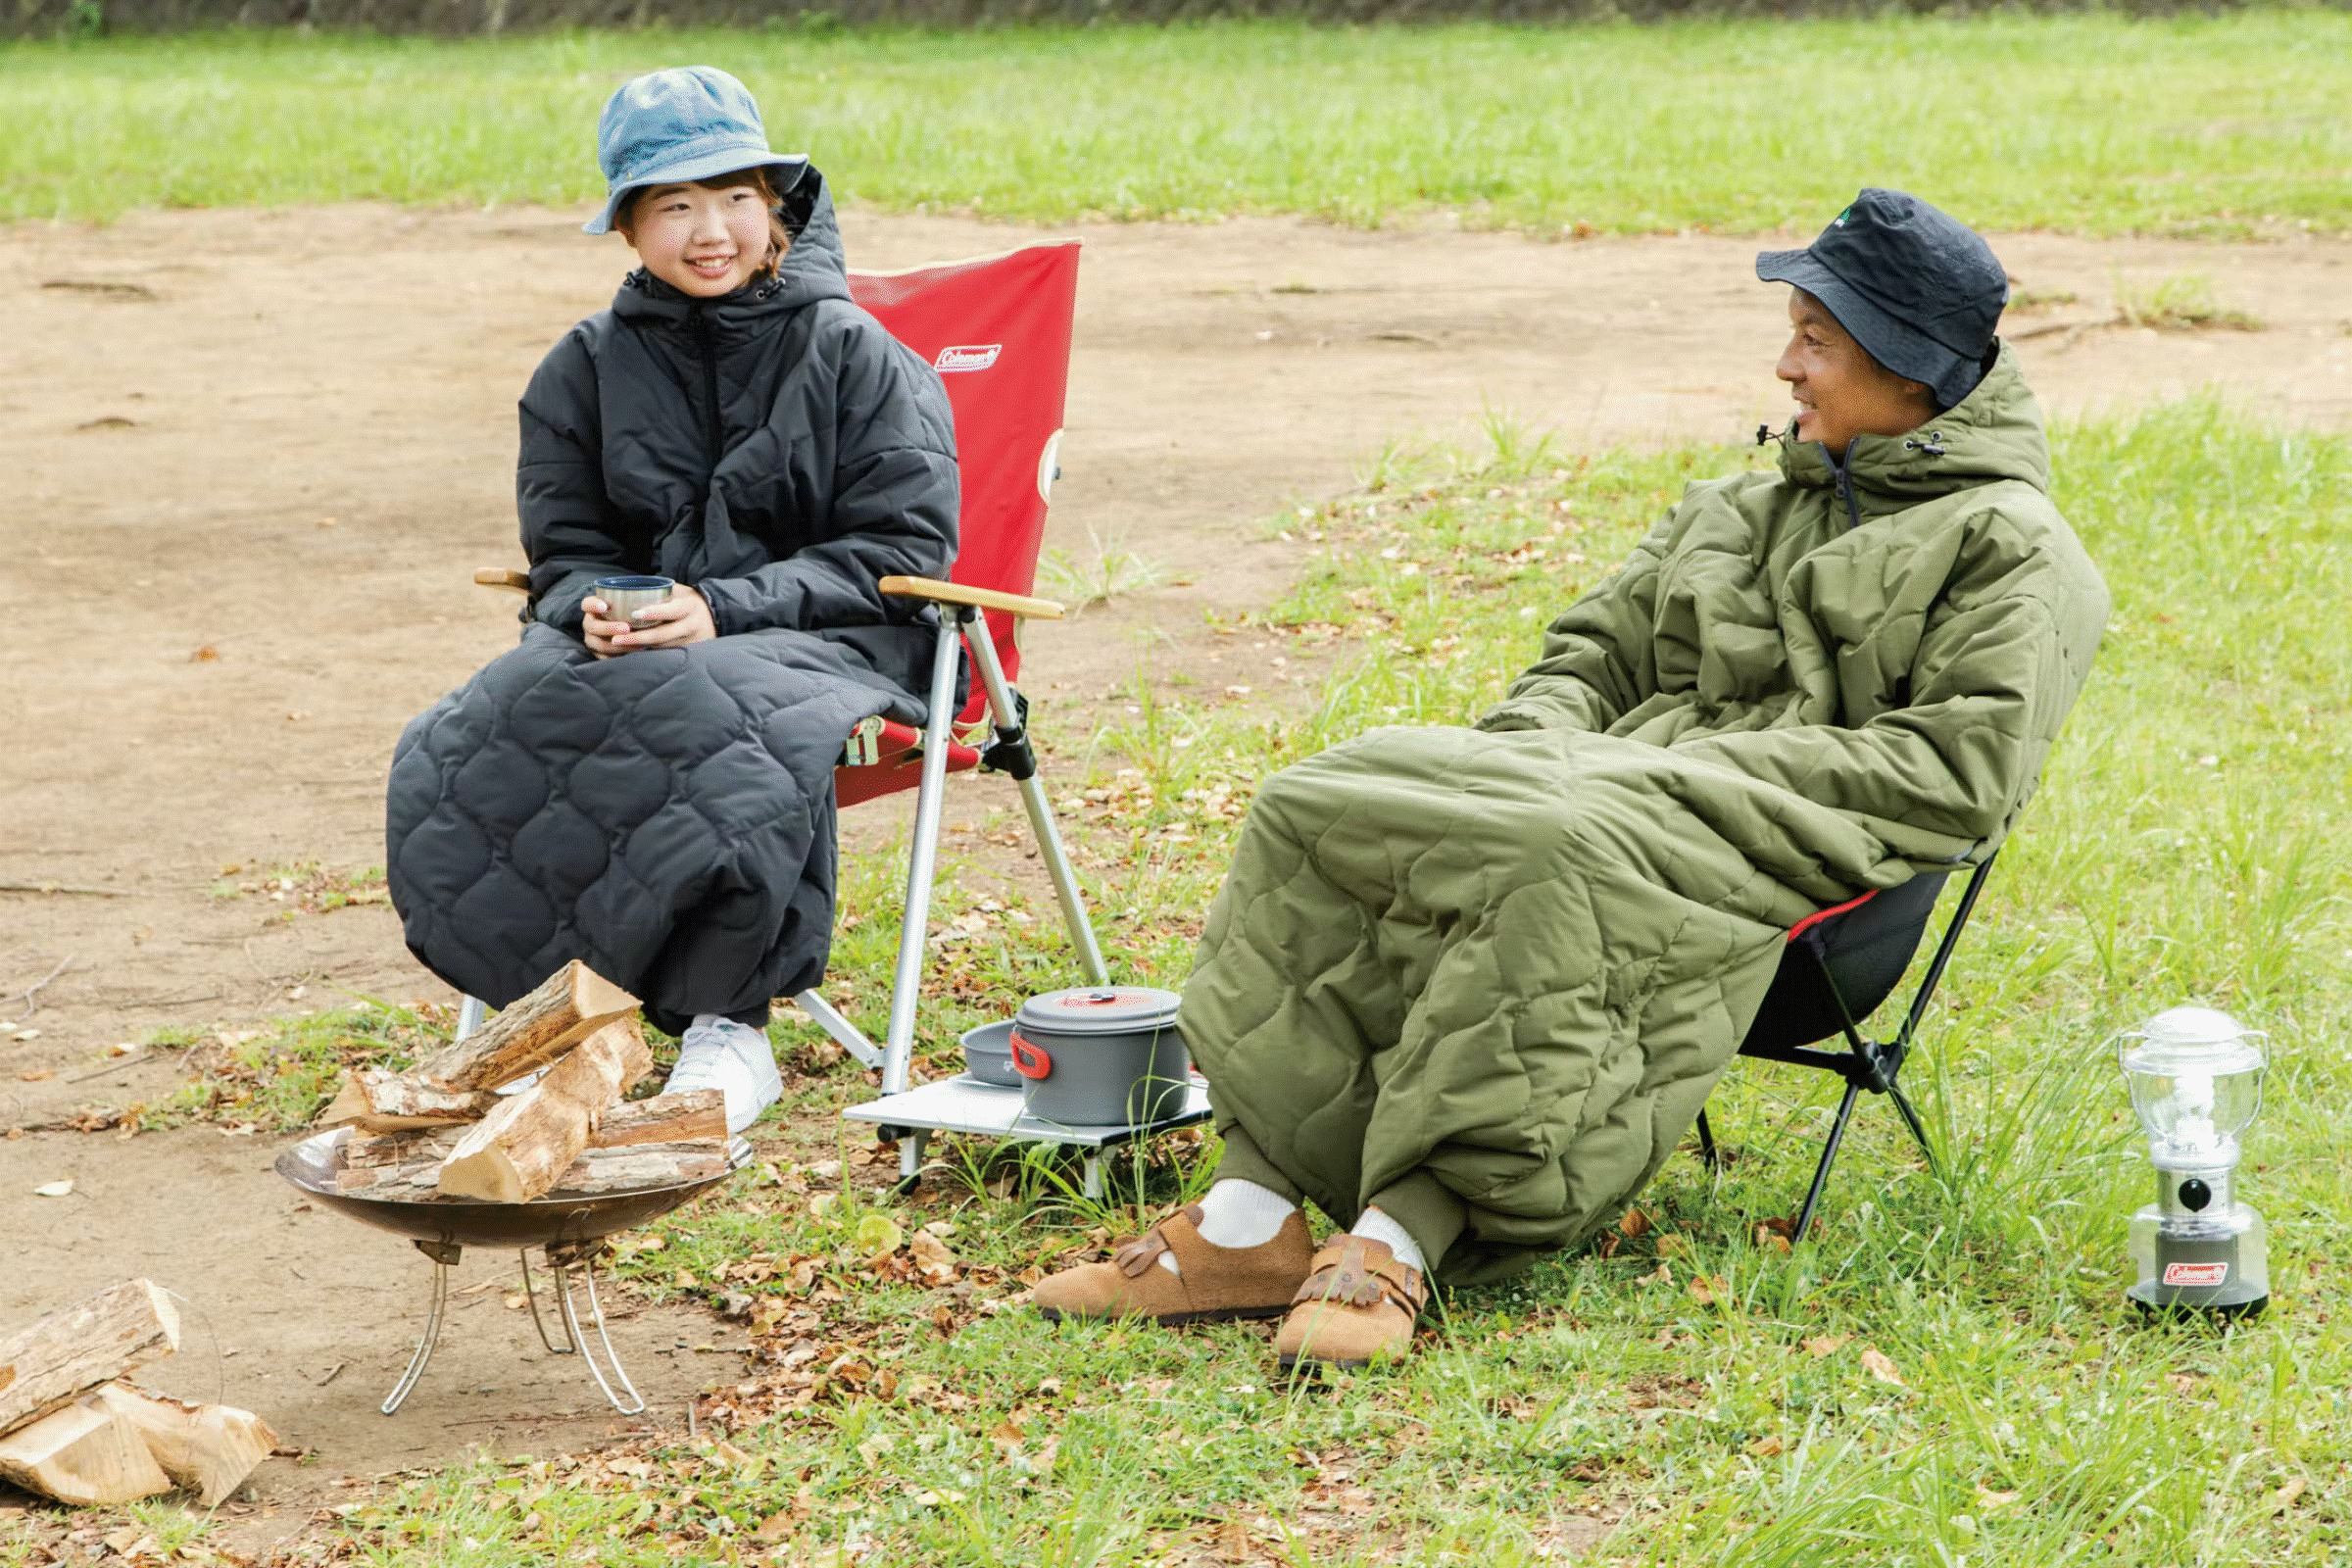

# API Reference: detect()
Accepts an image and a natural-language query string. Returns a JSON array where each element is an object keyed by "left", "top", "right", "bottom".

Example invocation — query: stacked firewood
[
  {"left": 0, "top": 1280, "right": 275, "bottom": 1507},
  {"left": 315, "top": 961, "right": 728, "bottom": 1203}
]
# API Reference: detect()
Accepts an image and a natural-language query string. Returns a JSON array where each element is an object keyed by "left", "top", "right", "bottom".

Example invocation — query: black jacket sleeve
[
  {"left": 694, "top": 316, "right": 959, "bottom": 637},
  {"left": 516, "top": 329, "right": 631, "bottom": 635}
]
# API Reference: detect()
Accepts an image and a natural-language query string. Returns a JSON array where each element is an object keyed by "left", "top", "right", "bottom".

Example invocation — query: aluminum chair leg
[
  {"left": 879, "top": 618, "right": 965, "bottom": 1098},
  {"left": 962, "top": 612, "right": 1110, "bottom": 986},
  {"left": 1693, "top": 1107, "right": 1722, "bottom": 1170},
  {"left": 455, "top": 995, "right": 487, "bottom": 1043},
  {"left": 793, "top": 988, "right": 882, "bottom": 1069}
]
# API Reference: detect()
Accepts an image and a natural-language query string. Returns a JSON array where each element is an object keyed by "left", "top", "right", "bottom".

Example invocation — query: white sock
[
  {"left": 1350, "top": 1206, "right": 1427, "bottom": 1275},
  {"left": 1158, "top": 1179, "right": 1298, "bottom": 1275}
]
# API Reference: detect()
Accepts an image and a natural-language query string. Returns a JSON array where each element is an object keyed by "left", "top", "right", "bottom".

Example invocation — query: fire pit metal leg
[
  {"left": 517, "top": 1249, "right": 576, "bottom": 1356},
  {"left": 550, "top": 1255, "right": 646, "bottom": 1416},
  {"left": 382, "top": 1240, "right": 463, "bottom": 1416}
]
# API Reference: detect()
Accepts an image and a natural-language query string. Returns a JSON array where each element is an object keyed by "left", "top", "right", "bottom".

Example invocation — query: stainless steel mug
[{"left": 592, "top": 574, "right": 674, "bottom": 628}]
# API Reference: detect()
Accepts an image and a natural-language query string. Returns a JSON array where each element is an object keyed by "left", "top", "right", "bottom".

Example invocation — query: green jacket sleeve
[
  {"left": 1475, "top": 511, "right": 1673, "bottom": 734},
  {"left": 1668, "top": 528, "right": 2109, "bottom": 860}
]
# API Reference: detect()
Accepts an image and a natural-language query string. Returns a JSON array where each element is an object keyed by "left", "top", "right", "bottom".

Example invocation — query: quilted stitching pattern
[{"left": 389, "top": 624, "right": 897, "bottom": 1019}]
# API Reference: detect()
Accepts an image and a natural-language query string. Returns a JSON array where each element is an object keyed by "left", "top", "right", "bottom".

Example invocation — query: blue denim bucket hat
[{"left": 583, "top": 66, "right": 808, "bottom": 236}]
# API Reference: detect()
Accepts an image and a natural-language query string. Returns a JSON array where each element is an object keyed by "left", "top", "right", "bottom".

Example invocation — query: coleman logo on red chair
[{"left": 934, "top": 344, "right": 1003, "bottom": 373}]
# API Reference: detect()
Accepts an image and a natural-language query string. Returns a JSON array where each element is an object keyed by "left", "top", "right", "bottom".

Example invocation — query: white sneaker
[{"left": 664, "top": 1016, "right": 783, "bottom": 1135}]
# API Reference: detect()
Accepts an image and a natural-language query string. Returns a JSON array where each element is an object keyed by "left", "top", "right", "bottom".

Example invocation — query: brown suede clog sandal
[
  {"left": 1273, "top": 1235, "right": 1429, "bottom": 1371},
  {"left": 1031, "top": 1203, "right": 1314, "bottom": 1327}
]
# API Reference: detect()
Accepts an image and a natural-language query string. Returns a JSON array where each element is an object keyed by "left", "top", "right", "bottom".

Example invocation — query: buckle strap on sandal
[
  {"left": 1113, "top": 1202, "right": 1205, "bottom": 1279},
  {"left": 1293, "top": 1237, "right": 1427, "bottom": 1315}
]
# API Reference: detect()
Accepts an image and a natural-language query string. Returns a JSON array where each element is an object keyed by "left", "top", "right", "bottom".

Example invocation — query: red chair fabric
[{"left": 835, "top": 240, "right": 1081, "bottom": 809}]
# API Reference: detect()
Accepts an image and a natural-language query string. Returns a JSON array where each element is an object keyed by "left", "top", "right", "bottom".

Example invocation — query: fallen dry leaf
[
  {"left": 1802, "top": 1334, "right": 1851, "bottom": 1358},
  {"left": 909, "top": 1228, "right": 958, "bottom": 1284},
  {"left": 1858, "top": 1346, "right": 1906, "bottom": 1387},
  {"left": 1619, "top": 1207, "right": 1653, "bottom": 1239},
  {"left": 1976, "top": 1487, "right": 2020, "bottom": 1511},
  {"left": 1745, "top": 1435, "right": 1786, "bottom": 1457},
  {"left": 1687, "top": 1273, "right": 1727, "bottom": 1307},
  {"left": 16, "top": 1068, "right": 52, "bottom": 1083},
  {"left": 1753, "top": 1224, "right": 1792, "bottom": 1255},
  {"left": 1636, "top": 1261, "right": 1673, "bottom": 1288},
  {"left": 2273, "top": 1476, "right": 2308, "bottom": 1510}
]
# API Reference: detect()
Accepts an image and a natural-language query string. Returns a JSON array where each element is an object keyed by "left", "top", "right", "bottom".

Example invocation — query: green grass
[
  {"left": 260, "top": 398, "right": 2349, "bottom": 1565},
  {"left": 5, "top": 15, "right": 2351, "bottom": 232}
]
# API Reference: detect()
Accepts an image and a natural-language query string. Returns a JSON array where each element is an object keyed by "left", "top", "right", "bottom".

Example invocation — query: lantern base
[{"left": 2126, "top": 1283, "right": 2268, "bottom": 1322}]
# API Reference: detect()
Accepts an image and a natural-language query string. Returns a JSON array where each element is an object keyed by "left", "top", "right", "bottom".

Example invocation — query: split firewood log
[
  {"left": 0, "top": 1279, "right": 181, "bottom": 1439},
  {"left": 93, "top": 1385, "right": 277, "bottom": 1507},
  {"left": 583, "top": 1090, "right": 723, "bottom": 1151},
  {"left": 335, "top": 1136, "right": 726, "bottom": 1201},
  {"left": 340, "top": 1125, "right": 465, "bottom": 1169},
  {"left": 0, "top": 1399, "right": 172, "bottom": 1507},
  {"left": 316, "top": 1068, "right": 499, "bottom": 1134},
  {"left": 435, "top": 1019, "right": 656, "bottom": 1202},
  {"left": 314, "top": 961, "right": 637, "bottom": 1133},
  {"left": 411, "top": 960, "right": 638, "bottom": 1092}
]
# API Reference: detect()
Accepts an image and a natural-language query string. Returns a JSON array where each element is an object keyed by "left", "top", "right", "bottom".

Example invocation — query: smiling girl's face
[{"left": 617, "top": 172, "right": 785, "bottom": 298}]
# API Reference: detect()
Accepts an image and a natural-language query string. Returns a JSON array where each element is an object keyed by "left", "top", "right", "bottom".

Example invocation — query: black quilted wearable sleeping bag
[{"left": 386, "top": 168, "right": 956, "bottom": 1030}]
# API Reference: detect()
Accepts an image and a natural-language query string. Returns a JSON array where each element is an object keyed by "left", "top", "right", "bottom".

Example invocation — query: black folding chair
[{"left": 1694, "top": 853, "right": 1999, "bottom": 1238}]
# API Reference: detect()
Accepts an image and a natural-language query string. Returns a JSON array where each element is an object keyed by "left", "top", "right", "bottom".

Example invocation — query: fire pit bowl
[
  {"left": 275, "top": 1126, "right": 750, "bottom": 1251},
  {"left": 275, "top": 1126, "right": 752, "bottom": 1416}
]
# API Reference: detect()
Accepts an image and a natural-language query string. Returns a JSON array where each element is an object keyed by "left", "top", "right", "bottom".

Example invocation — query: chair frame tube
[{"left": 1699, "top": 854, "right": 1999, "bottom": 1240}]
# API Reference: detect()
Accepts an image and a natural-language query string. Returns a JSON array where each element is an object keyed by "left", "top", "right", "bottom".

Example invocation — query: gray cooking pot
[{"left": 1010, "top": 986, "right": 1189, "bottom": 1128}]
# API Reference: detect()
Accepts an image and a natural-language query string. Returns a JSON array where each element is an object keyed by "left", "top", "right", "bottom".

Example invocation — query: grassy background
[
  {"left": 122, "top": 400, "right": 2351, "bottom": 1564},
  {"left": 4, "top": 14, "right": 2351, "bottom": 231}
]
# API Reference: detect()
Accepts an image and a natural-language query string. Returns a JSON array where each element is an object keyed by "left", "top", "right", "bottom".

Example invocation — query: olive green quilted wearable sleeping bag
[{"left": 1181, "top": 346, "right": 2111, "bottom": 1285}]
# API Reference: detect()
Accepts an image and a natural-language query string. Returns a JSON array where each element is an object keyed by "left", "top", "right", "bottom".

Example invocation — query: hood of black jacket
[
  {"left": 1773, "top": 342, "right": 2051, "bottom": 518},
  {"left": 609, "top": 167, "right": 853, "bottom": 329}
]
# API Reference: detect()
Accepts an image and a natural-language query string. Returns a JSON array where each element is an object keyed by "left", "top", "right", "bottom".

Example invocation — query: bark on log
[
  {"left": 412, "top": 960, "right": 638, "bottom": 1092},
  {"left": 0, "top": 1279, "right": 182, "bottom": 1439},
  {"left": 544, "top": 1144, "right": 728, "bottom": 1195},
  {"left": 435, "top": 1020, "right": 656, "bottom": 1202},
  {"left": 94, "top": 1384, "right": 277, "bottom": 1507},
  {"left": 587, "top": 1091, "right": 724, "bottom": 1150},
  {"left": 0, "top": 1398, "right": 172, "bottom": 1506},
  {"left": 341, "top": 1126, "right": 464, "bottom": 1168},
  {"left": 317, "top": 1068, "right": 498, "bottom": 1133},
  {"left": 334, "top": 1138, "right": 724, "bottom": 1201}
]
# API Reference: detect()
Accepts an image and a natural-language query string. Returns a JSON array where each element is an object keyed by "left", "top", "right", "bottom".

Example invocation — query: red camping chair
[
  {"left": 789, "top": 242, "right": 1114, "bottom": 1093},
  {"left": 1694, "top": 854, "right": 2000, "bottom": 1239}
]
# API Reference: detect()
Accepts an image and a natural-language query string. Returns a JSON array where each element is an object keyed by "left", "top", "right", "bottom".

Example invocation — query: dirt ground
[{"left": 2, "top": 203, "right": 2347, "bottom": 1544}]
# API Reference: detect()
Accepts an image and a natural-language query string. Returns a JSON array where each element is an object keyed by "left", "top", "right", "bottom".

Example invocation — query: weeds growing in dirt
[
  {"left": 2111, "top": 271, "right": 2265, "bottom": 333},
  {"left": 223, "top": 397, "right": 2352, "bottom": 1565},
  {"left": 1038, "top": 526, "right": 1169, "bottom": 615}
]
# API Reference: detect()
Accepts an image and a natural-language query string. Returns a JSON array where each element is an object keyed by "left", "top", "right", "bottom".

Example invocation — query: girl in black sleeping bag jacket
[{"left": 385, "top": 66, "right": 959, "bottom": 1135}]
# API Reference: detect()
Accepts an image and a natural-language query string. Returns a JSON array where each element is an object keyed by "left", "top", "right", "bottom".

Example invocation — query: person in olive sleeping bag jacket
[
  {"left": 1029, "top": 190, "right": 2110, "bottom": 1374},
  {"left": 385, "top": 67, "right": 957, "bottom": 1138}
]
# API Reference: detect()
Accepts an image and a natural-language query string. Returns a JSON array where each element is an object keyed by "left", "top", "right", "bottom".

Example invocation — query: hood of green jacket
[{"left": 1774, "top": 343, "right": 2050, "bottom": 517}]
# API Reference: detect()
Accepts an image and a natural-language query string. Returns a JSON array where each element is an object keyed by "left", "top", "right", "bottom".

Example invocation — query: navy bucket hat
[
  {"left": 1756, "top": 189, "right": 2008, "bottom": 410},
  {"left": 583, "top": 66, "right": 808, "bottom": 236}
]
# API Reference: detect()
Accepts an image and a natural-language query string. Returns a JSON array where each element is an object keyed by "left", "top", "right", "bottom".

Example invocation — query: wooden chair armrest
[
  {"left": 475, "top": 567, "right": 531, "bottom": 594},
  {"left": 879, "top": 574, "right": 1064, "bottom": 620}
]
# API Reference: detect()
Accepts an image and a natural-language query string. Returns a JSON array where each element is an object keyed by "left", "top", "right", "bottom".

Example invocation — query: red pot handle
[{"left": 1009, "top": 1029, "right": 1053, "bottom": 1080}]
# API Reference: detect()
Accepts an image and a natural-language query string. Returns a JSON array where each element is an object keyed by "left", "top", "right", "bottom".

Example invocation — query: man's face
[
  {"left": 1775, "top": 289, "right": 1936, "bottom": 451},
  {"left": 617, "top": 179, "right": 772, "bottom": 298}
]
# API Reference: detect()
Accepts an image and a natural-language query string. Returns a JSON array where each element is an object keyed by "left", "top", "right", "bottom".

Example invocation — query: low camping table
[{"left": 845, "top": 1073, "right": 1211, "bottom": 1198}]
